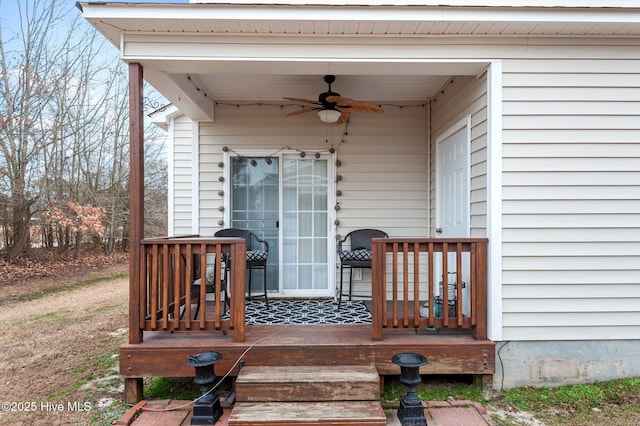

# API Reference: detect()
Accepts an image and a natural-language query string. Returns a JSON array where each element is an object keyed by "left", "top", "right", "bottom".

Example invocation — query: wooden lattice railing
[
  {"left": 135, "top": 237, "right": 246, "bottom": 342},
  {"left": 371, "top": 238, "right": 488, "bottom": 341}
]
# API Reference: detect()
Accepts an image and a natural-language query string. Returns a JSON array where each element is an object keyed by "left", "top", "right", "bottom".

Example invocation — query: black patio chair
[
  {"left": 337, "top": 228, "right": 388, "bottom": 309},
  {"left": 215, "top": 228, "right": 269, "bottom": 308}
]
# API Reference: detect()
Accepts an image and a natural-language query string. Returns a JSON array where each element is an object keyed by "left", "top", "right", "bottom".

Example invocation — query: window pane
[
  {"left": 298, "top": 188, "right": 312, "bottom": 210},
  {"left": 298, "top": 265, "right": 313, "bottom": 289},
  {"left": 314, "top": 239, "right": 327, "bottom": 262},
  {"left": 283, "top": 212, "right": 297, "bottom": 237},
  {"left": 314, "top": 212, "right": 327, "bottom": 235},
  {"left": 299, "top": 238, "right": 312, "bottom": 263},
  {"left": 299, "top": 213, "right": 313, "bottom": 237},
  {"left": 314, "top": 186, "right": 327, "bottom": 210}
]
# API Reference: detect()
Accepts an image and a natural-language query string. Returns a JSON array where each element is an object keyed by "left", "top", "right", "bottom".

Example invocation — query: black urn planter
[
  {"left": 391, "top": 352, "right": 428, "bottom": 426},
  {"left": 186, "top": 351, "right": 223, "bottom": 425}
]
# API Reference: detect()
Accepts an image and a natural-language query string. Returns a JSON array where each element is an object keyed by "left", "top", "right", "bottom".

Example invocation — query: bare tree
[
  {"left": 0, "top": 0, "right": 90, "bottom": 260},
  {"left": 0, "top": 0, "right": 168, "bottom": 261}
]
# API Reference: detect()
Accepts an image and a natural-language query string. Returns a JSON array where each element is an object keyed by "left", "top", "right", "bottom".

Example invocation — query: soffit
[
  {"left": 80, "top": 3, "right": 640, "bottom": 44},
  {"left": 79, "top": 2, "right": 640, "bottom": 115}
]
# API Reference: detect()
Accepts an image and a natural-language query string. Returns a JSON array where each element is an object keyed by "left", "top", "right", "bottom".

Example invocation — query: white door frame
[
  {"left": 223, "top": 149, "right": 336, "bottom": 297},
  {"left": 280, "top": 152, "right": 336, "bottom": 298},
  {"left": 434, "top": 116, "right": 472, "bottom": 315},
  {"left": 435, "top": 116, "right": 471, "bottom": 239}
]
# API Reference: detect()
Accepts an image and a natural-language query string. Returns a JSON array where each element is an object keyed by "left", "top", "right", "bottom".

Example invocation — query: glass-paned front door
[
  {"left": 231, "top": 157, "right": 279, "bottom": 292},
  {"left": 282, "top": 158, "right": 329, "bottom": 294}
]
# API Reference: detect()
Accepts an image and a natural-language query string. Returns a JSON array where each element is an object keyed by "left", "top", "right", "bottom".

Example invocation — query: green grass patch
[
  {"left": 418, "top": 382, "right": 484, "bottom": 402},
  {"left": 145, "top": 377, "right": 202, "bottom": 400},
  {"left": 90, "top": 400, "right": 129, "bottom": 426},
  {"left": 383, "top": 375, "right": 640, "bottom": 426},
  {"left": 384, "top": 375, "right": 484, "bottom": 404},
  {"left": 498, "top": 377, "right": 640, "bottom": 425},
  {"left": 46, "top": 379, "right": 85, "bottom": 400},
  {"left": 503, "top": 378, "right": 640, "bottom": 414},
  {"left": 95, "top": 351, "right": 119, "bottom": 369}
]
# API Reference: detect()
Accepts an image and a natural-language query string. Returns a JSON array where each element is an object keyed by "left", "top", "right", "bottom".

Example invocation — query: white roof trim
[
  {"left": 191, "top": 0, "right": 640, "bottom": 6},
  {"left": 79, "top": 2, "right": 640, "bottom": 46},
  {"left": 80, "top": 3, "right": 640, "bottom": 24},
  {"left": 149, "top": 104, "right": 181, "bottom": 131}
]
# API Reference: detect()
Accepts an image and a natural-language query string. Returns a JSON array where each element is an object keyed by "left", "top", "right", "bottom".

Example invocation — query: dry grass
[{"left": 0, "top": 259, "right": 129, "bottom": 425}]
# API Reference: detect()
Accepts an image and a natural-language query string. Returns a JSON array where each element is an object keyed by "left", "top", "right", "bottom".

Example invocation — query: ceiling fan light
[{"left": 317, "top": 109, "right": 341, "bottom": 123}]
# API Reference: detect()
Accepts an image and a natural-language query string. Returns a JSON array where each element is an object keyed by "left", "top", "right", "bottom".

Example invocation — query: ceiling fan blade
[
  {"left": 326, "top": 96, "right": 384, "bottom": 114},
  {"left": 283, "top": 97, "right": 322, "bottom": 106},
  {"left": 286, "top": 108, "right": 318, "bottom": 116},
  {"left": 335, "top": 110, "right": 350, "bottom": 124}
]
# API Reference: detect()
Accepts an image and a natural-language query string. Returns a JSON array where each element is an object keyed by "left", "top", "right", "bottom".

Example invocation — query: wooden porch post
[
  {"left": 128, "top": 62, "right": 144, "bottom": 344},
  {"left": 371, "top": 239, "right": 384, "bottom": 341},
  {"left": 473, "top": 241, "right": 488, "bottom": 340},
  {"left": 125, "top": 62, "right": 145, "bottom": 403}
]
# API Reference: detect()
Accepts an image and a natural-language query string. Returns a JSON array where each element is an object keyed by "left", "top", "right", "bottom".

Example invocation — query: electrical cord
[
  {"left": 132, "top": 296, "right": 360, "bottom": 412},
  {"left": 133, "top": 323, "right": 292, "bottom": 412}
]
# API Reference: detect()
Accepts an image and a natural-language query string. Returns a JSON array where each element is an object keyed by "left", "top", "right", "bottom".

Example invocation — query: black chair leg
[
  {"left": 262, "top": 268, "right": 269, "bottom": 309},
  {"left": 193, "top": 296, "right": 200, "bottom": 319},
  {"left": 338, "top": 265, "right": 345, "bottom": 309}
]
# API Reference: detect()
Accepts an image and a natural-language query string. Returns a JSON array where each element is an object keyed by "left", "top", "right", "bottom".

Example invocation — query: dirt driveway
[{"left": 0, "top": 268, "right": 129, "bottom": 425}]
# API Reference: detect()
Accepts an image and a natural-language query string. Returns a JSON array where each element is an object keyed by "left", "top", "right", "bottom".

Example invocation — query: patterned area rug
[{"left": 237, "top": 299, "right": 372, "bottom": 325}]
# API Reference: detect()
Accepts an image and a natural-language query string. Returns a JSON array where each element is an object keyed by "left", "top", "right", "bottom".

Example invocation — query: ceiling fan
[{"left": 284, "top": 75, "right": 384, "bottom": 124}]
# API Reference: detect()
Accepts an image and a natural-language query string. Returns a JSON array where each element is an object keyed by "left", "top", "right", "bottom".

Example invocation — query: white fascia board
[
  {"left": 80, "top": 3, "right": 640, "bottom": 25},
  {"left": 149, "top": 105, "right": 181, "bottom": 131},
  {"left": 192, "top": 0, "right": 640, "bottom": 7}
]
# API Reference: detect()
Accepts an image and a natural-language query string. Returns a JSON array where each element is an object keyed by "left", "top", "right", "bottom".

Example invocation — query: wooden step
[
  {"left": 235, "top": 364, "right": 380, "bottom": 402},
  {"left": 228, "top": 401, "right": 387, "bottom": 426}
]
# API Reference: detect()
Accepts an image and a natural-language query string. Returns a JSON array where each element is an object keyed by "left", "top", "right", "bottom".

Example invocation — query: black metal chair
[
  {"left": 215, "top": 228, "right": 269, "bottom": 308},
  {"left": 337, "top": 228, "right": 388, "bottom": 309}
]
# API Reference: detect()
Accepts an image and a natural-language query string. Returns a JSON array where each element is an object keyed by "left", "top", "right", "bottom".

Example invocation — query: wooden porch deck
[
  {"left": 120, "top": 323, "right": 494, "bottom": 384},
  {"left": 123, "top": 236, "right": 493, "bottom": 403}
]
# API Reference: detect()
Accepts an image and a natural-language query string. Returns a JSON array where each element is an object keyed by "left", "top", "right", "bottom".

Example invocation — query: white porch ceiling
[
  {"left": 190, "top": 73, "right": 451, "bottom": 103},
  {"left": 79, "top": 2, "right": 640, "bottom": 116}
]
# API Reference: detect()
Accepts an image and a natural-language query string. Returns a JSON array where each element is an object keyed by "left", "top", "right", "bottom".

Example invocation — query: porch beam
[
  {"left": 143, "top": 68, "right": 213, "bottom": 121},
  {"left": 129, "top": 63, "right": 144, "bottom": 344}
]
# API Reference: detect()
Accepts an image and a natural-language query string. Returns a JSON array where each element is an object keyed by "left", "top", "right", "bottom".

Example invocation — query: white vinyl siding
[
  {"left": 334, "top": 106, "right": 428, "bottom": 237},
  {"left": 501, "top": 59, "right": 640, "bottom": 341},
  {"left": 171, "top": 115, "right": 195, "bottom": 235},
  {"left": 195, "top": 102, "right": 428, "bottom": 295},
  {"left": 197, "top": 103, "right": 428, "bottom": 238}
]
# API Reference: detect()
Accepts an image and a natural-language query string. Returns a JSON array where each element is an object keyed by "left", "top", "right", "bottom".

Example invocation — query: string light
[
  {"left": 212, "top": 100, "right": 427, "bottom": 112},
  {"left": 184, "top": 71, "right": 428, "bottom": 113}
]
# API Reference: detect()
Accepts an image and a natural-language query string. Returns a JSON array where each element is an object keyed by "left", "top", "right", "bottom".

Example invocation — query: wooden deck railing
[
  {"left": 371, "top": 238, "right": 488, "bottom": 341},
  {"left": 134, "top": 237, "right": 246, "bottom": 342}
]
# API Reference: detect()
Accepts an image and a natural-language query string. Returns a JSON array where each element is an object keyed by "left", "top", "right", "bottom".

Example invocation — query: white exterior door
[
  {"left": 435, "top": 118, "right": 471, "bottom": 315},
  {"left": 229, "top": 152, "right": 334, "bottom": 297},
  {"left": 436, "top": 118, "right": 470, "bottom": 239},
  {"left": 281, "top": 155, "right": 333, "bottom": 297},
  {"left": 230, "top": 154, "right": 335, "bottom": 297}
]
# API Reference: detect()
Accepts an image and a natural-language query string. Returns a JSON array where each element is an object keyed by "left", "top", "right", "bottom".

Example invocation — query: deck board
[
  {"left": 120, "top": 324, "right": 494, "bottom": 379},
  {"left": 235, "top": 365, "right": 380, "bottom": 402},
  {"left": 229, "top": 401, "right": 386, "bottom": 425}
]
